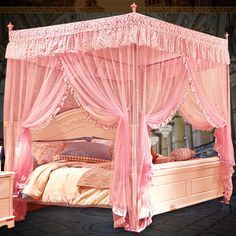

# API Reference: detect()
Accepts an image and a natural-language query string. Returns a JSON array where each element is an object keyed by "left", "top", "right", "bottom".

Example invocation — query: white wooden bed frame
[
  {"left": 31, "top": 109, "right": 224, "bottom": 215},
  {"left": 151, "top": 157, "right": 223, "bottom": 215}
]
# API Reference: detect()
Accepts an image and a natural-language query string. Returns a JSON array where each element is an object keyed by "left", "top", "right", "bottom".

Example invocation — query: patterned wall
[
  {"left": 0, "top": 12, "right": 235, "bottom": 146},
  {"left": 228, "top": 14, "right": 236, "bottom": 142}
]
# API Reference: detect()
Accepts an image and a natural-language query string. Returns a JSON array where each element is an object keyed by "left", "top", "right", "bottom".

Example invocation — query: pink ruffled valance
[{"left": 6, "top": 12, "right": 229, "bottom": 64}]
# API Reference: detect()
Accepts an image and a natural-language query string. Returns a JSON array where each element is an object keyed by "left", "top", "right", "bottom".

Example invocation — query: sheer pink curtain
[
  {"left": 4, "top": 51, "right": 232, "bottom": 233},
  {"left": 4, "top": 11, "right": 232, "bottom": 234},
  {"left": 4, "top": 57, "right": 68, "bottom": 220},
  {"left": 179, "top": 89, "right": 212, "bottom": 130},
  {"left": 60, "top": 46, "right": 189, "bottom": 232},
  {"left": 179, "top": 58, "right": 234, "bottom": 201}
]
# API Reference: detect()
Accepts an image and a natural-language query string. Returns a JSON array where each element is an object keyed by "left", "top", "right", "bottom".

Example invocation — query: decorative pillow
[
  {"left": 151, "top": 146, "right": 158, "bottom": 163},
  {"left": 92, "top": 138, "right": 114, "bottom": 157},
  {"left": 151, "top": 146, "right": 173, "bottom": 164},
  {"left": 53, "top": 155, "right": 110, "bottom": 163},
  {"left": 57, "top": 141, "right": 112, "bottom": 161},
  {"left": 153, "top": 155, "right": 172, "bottom": 164},
  {"left": 170, "top": 148, "right": 196, "bottom": 161},
  {"left": 32, "top": 141, "right": 67, "bottom": 165}
]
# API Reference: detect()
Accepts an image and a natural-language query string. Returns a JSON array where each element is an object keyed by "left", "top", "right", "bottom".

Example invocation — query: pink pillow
[
  {"left": 59, "top": 142, "right": 112, "bottom": 161},
  {"left": 170, "top": 148, "right": 196, "bottom": 161},
  {"left": 92, "top": 139, "right": 114, "bottom": 157},
  {"left": 154, "top": 155, "right": 173, "bottom": 164},
  {"left": 32, "top": 141, "right": 67, "bottom": 165}
]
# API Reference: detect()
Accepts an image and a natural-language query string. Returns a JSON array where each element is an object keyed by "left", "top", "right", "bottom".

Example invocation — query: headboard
[{"left": 31, "top": 109, "right": 117, "bottom": 141}]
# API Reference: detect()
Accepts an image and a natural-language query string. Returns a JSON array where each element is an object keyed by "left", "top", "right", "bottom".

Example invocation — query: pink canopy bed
[{"left": 4, "top": 5, "right": 235, "bottom": 232}]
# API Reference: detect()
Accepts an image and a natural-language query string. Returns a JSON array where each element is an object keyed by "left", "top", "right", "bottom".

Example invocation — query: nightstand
[{"left": 0, "top": 171, "right": 15, "bottom": 228}]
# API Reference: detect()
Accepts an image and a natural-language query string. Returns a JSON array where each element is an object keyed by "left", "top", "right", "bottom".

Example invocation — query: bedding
[
  {"left": 22, "top": 156, "right": 220, "bottom": 210},
  {"left": 59, "top": 141, "right": 113, "bottom": 160},
  {"left": 92, "top": 138, "right": 114, "bottom": 157},
  {"left": 32, "top": 141, "right": 67, "bottom": 165},
  {"left": 170, "top": 148, "right": 196, "bottom": 161},
  {"left": 152, "top": 148, "right": 196, "bottom": 164},
  {"left": 22, "top": 160, "right": 111, "bottom": 207},
  {"left": 53, "top": 154, "right": 110, "bottom": 163},
  {"left": 31, "top": 138, "right": 92, "bottom": 163}
]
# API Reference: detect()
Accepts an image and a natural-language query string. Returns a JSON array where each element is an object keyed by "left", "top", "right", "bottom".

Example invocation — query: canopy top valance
[{"left": 6, "top": 12, "right": 229, "bottom": 64}]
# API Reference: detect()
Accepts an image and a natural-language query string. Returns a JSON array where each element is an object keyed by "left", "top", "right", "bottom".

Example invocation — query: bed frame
[
  {"left": 151, "top": 157, "right": 223, "bottom": 215},
  {"left": 31, "top": 109, "right": 224, "bottom": 215}
]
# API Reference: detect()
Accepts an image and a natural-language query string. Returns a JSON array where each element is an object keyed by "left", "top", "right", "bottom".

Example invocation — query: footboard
[{"left": 151, "top": 157, "right": 223, "bottom": 215}]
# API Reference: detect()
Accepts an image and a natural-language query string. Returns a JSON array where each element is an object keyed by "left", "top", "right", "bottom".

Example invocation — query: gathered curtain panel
[
  {"left": 4, "top": 12, "right": 234, "bottom": 232},
  {"left": 60, "top": 46, "right": 189, "bottom": 231},
  {"left": 4, "top": 57, "right": 68, "bottom": 220},
  {"left": 179, "top": 58, "right": 234, "bottom": 201}
]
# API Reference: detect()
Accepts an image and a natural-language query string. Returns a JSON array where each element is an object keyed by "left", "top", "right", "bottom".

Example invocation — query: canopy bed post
[
  {"left": 131, "top": 42, "right": 138, "bottom": 229},
  {"left": 130, "top": 8, "right": 139, "bottom": 228},
  {"left": 7, "top": 22, "right": 14, "bottom": 32},
  {"left": 130, "top": 2, "right": 137, "bottom": 13},
  {"left": 3, "top": 22, "right": 14, "bottom": 172}
]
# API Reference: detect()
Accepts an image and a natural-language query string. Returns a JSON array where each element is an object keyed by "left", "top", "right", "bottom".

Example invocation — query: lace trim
[
  {"left": 30, "top": 90, "right": 71, "bottom": 131},
  {"left": 147, "top": 86, "right": 190, "bottom": 129},
  {"left": 220, "top": 160, "right": 234, "bottom": 203},
  {"left": 61, "top": 72, "right": 118, "bottom": 131},
  {"left": 213, "top": 127, "right": 234, "bottom": 202},
  {"left": 6, "top": 13, "right": 229, "bottom": 64},
  {"left": 178, "top": 109, "right": 213, "bottom": 131},
  {"left": 214, "top": 129, "right": 223, "bottom": 157},
  {"left": 83, "top": 108, "right": 118, "bottom": 130},
  {"left": 30, "top": 69, "right": 71, "bottom": 131},
  {"left": 181, "top": 57, "right": 223, "bottom": 128},
  {"left": 180, "top": 57, "right": 234, "bottom": 202},
  {"left": 30, "top": 60, "right": 73, "bottom": 131},
  {"left": 14, "top": 175, "right": 27, "bottom": 197}
]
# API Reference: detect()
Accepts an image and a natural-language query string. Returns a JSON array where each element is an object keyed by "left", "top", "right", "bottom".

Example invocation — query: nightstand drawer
[
  {"left": 0, "top": 177, "right": 10, "bottom": 199},
  {"left": 0, "top": 198, "right": 10, "bottom": 218}
]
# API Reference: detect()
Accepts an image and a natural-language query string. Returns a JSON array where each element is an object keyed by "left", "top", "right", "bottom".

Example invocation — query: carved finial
[
  {"left": 7, "top": 22, "right": 14, "bottom": 32},
  {"left": 130, "top": 2, "right": 137, "bottom": 12},
  {"left": 225, "top": 32, "right": 229, "bottom": 39}
]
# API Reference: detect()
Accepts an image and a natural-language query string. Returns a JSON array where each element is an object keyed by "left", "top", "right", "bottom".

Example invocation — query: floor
[{"left": 1, "top": 176, "right": 236, "bottom": 236}]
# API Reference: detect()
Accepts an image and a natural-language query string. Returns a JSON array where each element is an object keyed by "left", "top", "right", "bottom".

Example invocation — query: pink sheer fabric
[
  {"left": 4, "top": 57, "right": 68, "bottom": 220},
  {"left": 60, "top": 46, "right": 189, "bottom": 231},
  {"left": 179, "top": 58, "right": 235, "bottom": 201},
  {"left": 179, "top": 90, "right": 212, "bottom": 130},
  {"left": 4, "top": 12, "right": 233, "bottom": 232}
]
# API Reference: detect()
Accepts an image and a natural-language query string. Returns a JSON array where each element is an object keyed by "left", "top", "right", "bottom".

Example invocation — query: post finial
[
  {"left": 131, "top": 2, "right": 137, "bottom": 12},
  {"left": 225, "top": 32, "right": 229, "bottom": 39},
  {"left": 7, "top": 22, "right": 14, "bottom": 32}
]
